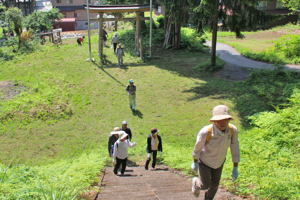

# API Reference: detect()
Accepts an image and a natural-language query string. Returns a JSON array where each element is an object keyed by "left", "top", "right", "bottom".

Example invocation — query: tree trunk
[
  {"left": 211, "top": 0, "right": 219, "bottom": 66},
  {"left": 163, "top": 17, "right": 181, "bottom": 49}
]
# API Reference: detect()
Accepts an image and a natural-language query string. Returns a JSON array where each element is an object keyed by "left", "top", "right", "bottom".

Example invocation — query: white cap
[{"left": 122, "top": 121, "right": 127, "bottom": 125}]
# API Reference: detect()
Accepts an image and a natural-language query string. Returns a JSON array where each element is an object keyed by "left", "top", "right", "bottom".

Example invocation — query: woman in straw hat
[{"left": 191, "top": 105, "right": 240, "bottom": 199}]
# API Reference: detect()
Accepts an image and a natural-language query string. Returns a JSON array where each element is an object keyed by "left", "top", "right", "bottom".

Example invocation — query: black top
[
  {"left": 126, "top": 85, "right": 136, "bottom": 95},
  {"left": 122, "top": 127, "right": 132, "bottom": 140},
  {"left": 146, "top": 134, "right": 162, "bottom": 153},
  {"left": 108, "top": 135, "right": 118, "bottom": 156}
]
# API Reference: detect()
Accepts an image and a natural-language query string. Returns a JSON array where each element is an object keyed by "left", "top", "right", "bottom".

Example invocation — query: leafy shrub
[
  {"left": 0, "top": 149, "right": 107, "bottom": 200},
  {"left": 240, "top": 34, "right": 300, "bottom": 64},
  {"left": 273, "top": 34, "right": 300, "bottom": 60},
  {"left": 0, "top": 47, "right": 14, "bottom": 62},
  {"left": 156, "top": 15, "right": 164, "bottom": 29},
  {"left": 181, "top": 27, "right": 205, "bottom": 51},
  {"left": 232, "top": 89, "right": 300, "bottom": 199}
]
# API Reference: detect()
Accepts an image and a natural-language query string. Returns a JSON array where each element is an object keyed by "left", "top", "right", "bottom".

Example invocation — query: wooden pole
[
  {"left": 86, "top": 0, "right": 92, "bottom": 61},
  {"left": 135, "top": 12, "right": 140, "bottom": 56},
  {"left": 136, "top": 12, "right": 143, "bottom": 59},
  {"left": 98, "top": 13, "right": 104, "bottom": 61},
  {"left": 149, "top": 0, "right": 153, "bottom": 57}
]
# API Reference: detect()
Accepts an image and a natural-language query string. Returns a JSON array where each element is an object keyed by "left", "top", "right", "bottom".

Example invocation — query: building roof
[
  {"left": 85, "top": 4, "right": 150, "bottom": 13},
  {"left": 56, "top": 5, "right": 84, "bottom": 11}
]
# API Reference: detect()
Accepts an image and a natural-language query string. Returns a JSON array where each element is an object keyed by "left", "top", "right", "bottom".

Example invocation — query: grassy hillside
[{"left": 1, "top": 29, "right": 299, "bottom": 199}]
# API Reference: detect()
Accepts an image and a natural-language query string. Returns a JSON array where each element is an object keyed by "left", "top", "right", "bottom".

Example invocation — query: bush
[
  {"left": 241, "top": 34, "right": 300, "bottom": 64},
  {"left": 273, "top": 34, "right": 300, "bottom": 61},
  {"left": 181, "top": 27, "right": 205, "bottom": 51},
  {"left": 234, "top": 89, "right": 300, "bottom": 199},
  {"left": 156, "top": 15, "right": 164, "bottom": 29},
  {"left": 0, "top": 149, "right": 108, "bottom": 200}
]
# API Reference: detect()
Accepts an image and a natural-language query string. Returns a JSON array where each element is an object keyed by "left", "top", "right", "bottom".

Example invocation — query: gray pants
[
  {"left": 198, "top": 161, "right": 224, "bottom": 200},
  {"left": 129, "top": 94, "right": 136, "bottom": 110},
  {"left": 117, "top": 55, "right": 123, "bottom": 66}
]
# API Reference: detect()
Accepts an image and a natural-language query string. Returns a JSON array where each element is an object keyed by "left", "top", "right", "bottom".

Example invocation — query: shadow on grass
[
  {"left": 144, "top": 48, "right": 300, "bottom": 126},
  {"left": 132, "top": 109, "right": 143, "bottom": 119},
  {"left": 92, "top": 62, "right": 126, "bottom": 87},
  {"left": 96, "top": 46, "right": 300, "bottom": 126}
]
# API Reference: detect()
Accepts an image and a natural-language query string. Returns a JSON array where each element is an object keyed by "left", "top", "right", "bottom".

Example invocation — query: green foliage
[
  {"left": 231, "top": 89, "right": 300, "bottom": 199},
  {"left": 156, "top": 15, "right": 164, "bottom": 29},
  {"left": 24, "top": 8, "right": 63, "bottom": 33},
  {"left": 0, "top": 149, "right": 107, "bottom": 200},
  {"left": 5, "top": 7, "right": 23, "bottom": 47},
  {"left": 280, "top": 0, "right": 300, "bottom": 14},
  {"left": 242, "top": 35, "right": 300, "bottom": 64},
  {"left": 273, "top": 34, "right": 300, "bottom": 60},
  {"left": 180, "top": 27, "right": 205, "bottom": 51}
]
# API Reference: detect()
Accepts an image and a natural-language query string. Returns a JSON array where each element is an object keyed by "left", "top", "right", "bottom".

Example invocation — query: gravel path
[
  {"left": 96, "top": 166, "right": 245, "bottom": 200},
  {"left": 205, "top": 41, "right": 300, "bottom": 72}
]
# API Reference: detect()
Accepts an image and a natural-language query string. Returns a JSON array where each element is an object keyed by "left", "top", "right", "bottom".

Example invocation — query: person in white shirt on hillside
[
  {"left": 111, "top": 33, "right": 119, "bottom": 53},
  {"left": 192, "top": 105, "right": 240, "bottom": 200},
  {"left": 113, "top": 132, "right": 136, "bottom": 176}
]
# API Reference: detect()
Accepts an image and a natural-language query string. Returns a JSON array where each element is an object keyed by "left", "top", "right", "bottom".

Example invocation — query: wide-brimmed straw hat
[
  {"left": 119, "top": 132, "right": 128, "bottom": 140},
  {"left": 110, "top": 127, "right": 122, "bottom": 136},
  {"left": 209, "top": 105, "right": 233, "bottom": 121}
]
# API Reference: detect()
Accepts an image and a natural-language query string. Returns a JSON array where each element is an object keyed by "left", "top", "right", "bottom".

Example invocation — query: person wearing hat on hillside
[
  {"left": 113, "top": 132, "right": 136, "bottom": 175},
  {"left": 116, "top": 43, "right": 125, "bottom": 67},
  {"left": 145, "top": 128, "right": 163, "bottom": 170},
  {"left": 126, "top": 79, "right": 136, "bottom": 111},
  {"left": 191, "top": 105, "right": 240, "bottom": 199},
  {"left": 111, "top": 33, "right": 119, "bottom": 53},
  {"left": 121, "top": 121, "right": 132, "bottom": 140},
  {"left": 108, "top": 127, "right": 122, "bottom": 157}
]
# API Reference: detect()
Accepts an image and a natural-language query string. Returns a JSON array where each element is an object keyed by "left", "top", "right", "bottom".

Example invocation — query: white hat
[
  {"left": 210, "top": 105, "right": 233, "bottom": 121},
  {"left": 122, "top": 121, "right": 127, "bottom": 125},
  {"left": 110, "top": 127, "right": 121, "bottom": 136},
  {"left": 119, "top": 132, "right": 128, "bottom": 140}
]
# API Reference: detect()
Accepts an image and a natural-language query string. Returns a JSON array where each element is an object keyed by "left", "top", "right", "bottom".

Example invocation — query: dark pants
[
  {"left": 145, "top": 150, "right": 157, "bottom": 169},
  {"left": 113, "top": 43, "right": 117, "bottom": 52},
  {"left": 113, "top": 157, "right": 127, "bottom": 174},
  {"left": 198, "top": 161, "right": 224, "bottom": 200}
]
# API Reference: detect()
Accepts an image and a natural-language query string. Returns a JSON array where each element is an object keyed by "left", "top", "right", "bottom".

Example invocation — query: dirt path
[{"left": 96, "top": 166, "right": 245, "bottom": 200}]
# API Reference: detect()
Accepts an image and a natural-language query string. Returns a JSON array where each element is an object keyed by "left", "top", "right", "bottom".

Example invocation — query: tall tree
[
  {"left": 161, "top": 0, "right": 189, "bottom": 49},
  {"left": 193, "top": 0, "right": 262, "bottom": 66},
  {"left": 280, "top": 0, "right": 300, "bottom": 22}
]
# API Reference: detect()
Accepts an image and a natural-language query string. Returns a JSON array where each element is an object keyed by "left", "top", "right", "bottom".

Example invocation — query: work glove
[
  {"left": 232, "top": 167, "right": 238, "bottom": 181},
  {"left": 191, "top": 161, "right": 199, "bottom": 172}
]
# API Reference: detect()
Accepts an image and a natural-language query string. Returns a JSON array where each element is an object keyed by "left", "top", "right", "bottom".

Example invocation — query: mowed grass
[
  {"left": 210, "top": 24, "right": 300, "bottom": 52},
  {"left": 0, "top": 34, "right": 242, "bottom": 198}
]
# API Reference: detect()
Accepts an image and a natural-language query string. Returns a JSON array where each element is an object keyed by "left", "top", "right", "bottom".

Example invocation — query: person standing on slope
[{"left": 192, "top": 105, "right": 240, "bottom": 200}]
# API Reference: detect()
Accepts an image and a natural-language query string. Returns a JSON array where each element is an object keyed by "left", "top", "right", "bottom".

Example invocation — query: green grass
[
  {"left": 205, "top": 24, "right": 300, "bottom": 64},
  {"left": 0, "top": 28, "right": 300, "bottom": 199}
]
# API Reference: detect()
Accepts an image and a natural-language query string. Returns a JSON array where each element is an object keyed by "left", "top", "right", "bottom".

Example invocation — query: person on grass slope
[{"left": 192, "top": 105, "right": 240, "bottom": 200}]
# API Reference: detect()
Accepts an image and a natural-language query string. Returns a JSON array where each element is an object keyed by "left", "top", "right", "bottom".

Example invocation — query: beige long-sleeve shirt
[{"left": 192, "top": 124, "right": 240, "bottom": 169}]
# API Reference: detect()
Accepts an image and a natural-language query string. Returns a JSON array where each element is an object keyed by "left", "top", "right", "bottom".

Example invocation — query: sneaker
[{"left": 192, "top": 177, "right": 201, "bottom": 197}]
